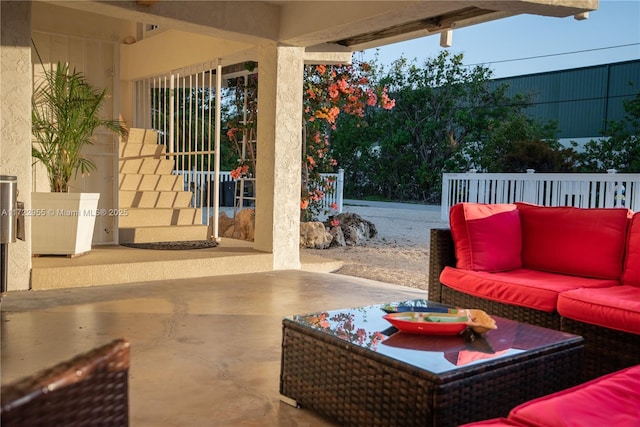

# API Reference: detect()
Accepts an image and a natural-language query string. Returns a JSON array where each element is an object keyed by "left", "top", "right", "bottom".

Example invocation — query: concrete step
[
  {"left": 119, "top": 224, "right": 209, "bottom": 244},
  {"left": 126, "top": 128, "right": 158, "bottom": 145},
  {"left": 119, "top": 190, "right": 193, "bottom": 208},
  {"left": 119, "top": 174, "right": 184, "bottom": 191},
  {"left": 119, "top": 158, "right": 175, "bottom": 175},
  {"left": 119, "top": 207, "right": 203, "bottom": 227},
  {"left": 119, "top": 142, "right": 165, "bottom": 159},
  {"left": 30, "top": 239, "right": 273, "bottom": 289}
]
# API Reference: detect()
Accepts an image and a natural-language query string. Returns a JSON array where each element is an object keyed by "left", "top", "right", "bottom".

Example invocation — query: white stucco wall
[
  {"left": 1, "top": 1, "right": 33, "bottom": 291},
  {"left": 31, "top": 2, "right": 135, "bottom": 246}
]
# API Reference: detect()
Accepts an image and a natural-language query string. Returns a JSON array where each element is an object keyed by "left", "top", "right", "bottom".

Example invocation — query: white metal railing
[
  {"left": 134, "top": 61, "right": 344, "bottom": 231},
  {"left": 134, "top": 59, "right": 224, "bottom": 236},
  {"left": 176, "top": 169, "right": 345, "bottom": 221},
  {"left": 176, "top": 170, "right": 233, "bottom": 209},
  {"left": 441, "top": 171, "right": 639, "bottom": 221}
]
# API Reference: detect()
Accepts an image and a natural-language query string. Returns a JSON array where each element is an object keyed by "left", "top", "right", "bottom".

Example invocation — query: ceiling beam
[{"left": 332, "top": 6, "right": 494, "bottom": 47}]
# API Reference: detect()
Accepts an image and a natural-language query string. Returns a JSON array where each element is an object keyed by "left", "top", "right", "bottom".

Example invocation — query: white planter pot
[{"left": 31, "top": 192, "right": 100, "bottom": 256}]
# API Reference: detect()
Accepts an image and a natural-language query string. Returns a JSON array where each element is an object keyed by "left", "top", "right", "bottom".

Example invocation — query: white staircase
[{"left": 118, "top": 128, "right": 209, "bottom": 243}]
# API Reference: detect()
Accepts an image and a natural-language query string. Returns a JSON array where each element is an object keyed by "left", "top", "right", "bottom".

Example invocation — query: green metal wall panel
[{"left": 490, "top": 60, "right": 639, "bottom": 139}]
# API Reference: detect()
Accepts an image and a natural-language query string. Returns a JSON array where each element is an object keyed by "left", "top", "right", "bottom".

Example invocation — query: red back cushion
[
  {"left": 450, "top": 203, "right": 522, "bottom": 272},
  {"left": 621, "top": 212, "right": 640, "bottom": 287},
  {"left": 516, "top": 203, "right": 630, "bottom": 280}
]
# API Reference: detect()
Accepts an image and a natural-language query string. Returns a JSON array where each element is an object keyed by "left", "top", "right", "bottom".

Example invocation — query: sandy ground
[{"left": 303, "top": 201, "right": 449, "bottom": 290}]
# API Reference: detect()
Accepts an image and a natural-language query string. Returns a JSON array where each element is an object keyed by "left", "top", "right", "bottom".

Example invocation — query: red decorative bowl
[{"left": 383, "top": 312, "right": 469, "bottom": 335}]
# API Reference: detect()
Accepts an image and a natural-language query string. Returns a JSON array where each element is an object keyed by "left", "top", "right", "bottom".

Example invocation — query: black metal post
[{"left": 1, "top": 243, "right": 7, "bottom": 293}]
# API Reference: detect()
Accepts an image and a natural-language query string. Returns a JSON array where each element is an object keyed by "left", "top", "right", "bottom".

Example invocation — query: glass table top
[{"left": 286, "top": 299, "right": 580, "bottom": 375}]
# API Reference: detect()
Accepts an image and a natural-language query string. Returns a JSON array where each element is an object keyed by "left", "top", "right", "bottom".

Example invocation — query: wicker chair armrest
[
  {"left": 1, "top": 338, "right": 130, "bottom": 427},
  {"left": 429, "top": 228, "right": 456, "bottom": 302}
]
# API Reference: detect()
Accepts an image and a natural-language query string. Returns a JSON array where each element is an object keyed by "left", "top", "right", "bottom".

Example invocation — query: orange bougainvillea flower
[
  {"left": 230, "top": 164, "right": 250, "bottom": 180},
  {"left": 328, "top": 84, "right": 339, "bottom": 99},
  {"left": 227, "top": 128, "right": 238, "bottom": 139},
  {"left": 329, "top": 106, "right": 340, "bottom": 120},
  {"left": 230, "top": 167, "right": 242, "bottom": 180},
  {"left": 301, "top": 61, "right": 395, "bottom": 220},
  {"left": 381, "top": 87, "right": 396, "bottom": 110},
  {"left": 366, "top": 90, "right": 377, "bottom": 106},
  {"left": 382, "top": 97, "right": 396, "bottom": 110}
]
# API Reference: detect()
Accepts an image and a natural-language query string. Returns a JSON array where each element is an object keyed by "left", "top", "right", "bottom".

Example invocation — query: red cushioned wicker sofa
[
  {"left": 428, "top": 202, "right": 640, "bottom": 380},
  {"left": 459, "top": 364, "right": 640, "bottom": 427}
]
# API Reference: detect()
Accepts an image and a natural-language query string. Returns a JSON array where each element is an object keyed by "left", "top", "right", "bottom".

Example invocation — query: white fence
[
  {"left": 441, "top": 171, "right": 640, "bottom": 221},
  {"left": 318, "top": 169, "right": 345, "bottom": 218},
  {"left": 176, "top": 169, "right": 344, "bottom": 219}
]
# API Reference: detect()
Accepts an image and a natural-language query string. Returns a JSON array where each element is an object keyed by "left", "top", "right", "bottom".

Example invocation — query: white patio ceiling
[{"left": 48, "top": 1, "right": 597, "bottom": 53}]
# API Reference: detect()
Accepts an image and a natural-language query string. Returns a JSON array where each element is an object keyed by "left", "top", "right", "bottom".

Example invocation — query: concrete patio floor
[{"left": 1, "top": 269, "right": 427, "bottom": 426}]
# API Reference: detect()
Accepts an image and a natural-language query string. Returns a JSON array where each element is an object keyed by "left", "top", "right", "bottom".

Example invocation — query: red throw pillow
[
  {"left": 450, "top": 203, "right": 522, "bottom": 272},
  {"left": 516, "top": 203, "right": 630, "bottom": 280},
  {"left": 621, "top": 212, "right": 640, "bottom": 287}
]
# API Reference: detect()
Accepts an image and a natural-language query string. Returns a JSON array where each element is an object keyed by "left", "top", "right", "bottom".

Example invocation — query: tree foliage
[
  {"left": 300, "top": 62, "right": 394, "bottom": 220},
  {"left": 573, "top": 90, "right": 640, "bottom": 172},
  {"left": 219, "top": 60, "right": 394, "bottom": 220},
  {"left": 331, "top": 51, "right": 566, "bottom": 202},
  {"left": 224, "top": 72, "right": 258, "bottom": 178}
]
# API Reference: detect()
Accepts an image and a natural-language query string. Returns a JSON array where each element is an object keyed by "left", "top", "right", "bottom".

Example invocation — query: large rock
[
  {"left": 211, "top": 210, "right": 376, "bottom": 248},
  {"left": 218, "top": 212, "right": 235, "bottom": 236},
  {"left": 329, "top": 225, "right": 346, "bottom": 247},
  {"left": 334, "top": 212, "right": 377, "bottom": 246},
  {"left": 300, "top": 221, "right": 332, "bottom": 249},
  {"left": 233, "top": 208, "right": 255, "bottom": 241},
  {"left": 209, "top": 209, "right": 255, "bottom": 241},
  {"left": 208, "top": 211, "right": 235, "bottom": 239}
]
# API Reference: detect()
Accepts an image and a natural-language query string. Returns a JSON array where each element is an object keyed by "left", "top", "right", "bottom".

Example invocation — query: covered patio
[
  {"left": 1, "top": 1, "right": 603, "bottom": 424},
  {"left": 1, "top": 269, "right": 427, "bottom": 426},
  {"left": 0, "top": 0, "right": 597, "bottom": 292}
]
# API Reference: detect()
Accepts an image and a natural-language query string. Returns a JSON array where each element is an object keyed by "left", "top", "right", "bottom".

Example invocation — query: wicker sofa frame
[
  {"left": 1, "top": 338, "right": 130, "bottom": 427},
  {"left": 429, "top": 228, "right": 640, "bottom": 380}
]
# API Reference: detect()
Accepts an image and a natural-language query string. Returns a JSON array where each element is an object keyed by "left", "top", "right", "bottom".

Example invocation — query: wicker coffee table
[{"left": 280, "top": 299, "right": 583, "bottom": 427}]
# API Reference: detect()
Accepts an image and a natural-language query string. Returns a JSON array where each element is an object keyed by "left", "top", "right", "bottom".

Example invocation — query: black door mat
[{"left": 121, "top": 241, "right": 218, "bottom": 250}]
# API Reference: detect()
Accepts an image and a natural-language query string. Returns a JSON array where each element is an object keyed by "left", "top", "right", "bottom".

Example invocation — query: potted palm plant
[{"left": 31, "top": 62, "right": 126, "bottom": 256}]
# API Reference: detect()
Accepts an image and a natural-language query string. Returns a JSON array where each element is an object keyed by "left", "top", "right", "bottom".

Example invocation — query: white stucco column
[
  {"left": 254, "top": 43, "right": 304, "bottom": 270},
  {"left": 0, "top": 0, "right": 33, "bottom": 291}
]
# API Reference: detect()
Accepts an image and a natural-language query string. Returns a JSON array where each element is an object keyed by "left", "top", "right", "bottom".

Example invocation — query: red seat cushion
[
  {"left": 450, "top": 203, "right": 522, "bottom": 272},
  {"left": 458, "top": 418, "right": 522, "bottom": 427},
  {"left": 440, "top": 267, "right": 618, "bottom": 312},
  {"left": 516, "top": 203, "right": 630, "bottom": 280},
  {"left": 509, "top": 365, "right": 640, "bottom": 427},
  {"left": 621, "top": 212, "right": 640, "bottom": 287},
  {"left": 557, "top": 285, "right": 640, "bottom": 334}
]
